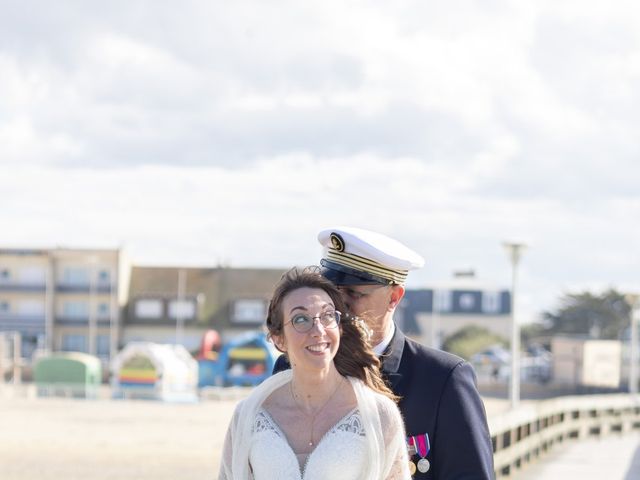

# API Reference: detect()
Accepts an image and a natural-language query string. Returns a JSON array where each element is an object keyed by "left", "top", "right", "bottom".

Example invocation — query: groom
[{"left": 274, "top": 226, "right": 494, "bottom": 479}]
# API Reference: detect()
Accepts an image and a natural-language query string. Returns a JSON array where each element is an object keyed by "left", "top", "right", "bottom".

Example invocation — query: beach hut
[
  {"left": 111, "top": 342, "right": 198, "bottom": 402},
  {"left": 34, "top": 352, "right": 102, "bottom": 398}
]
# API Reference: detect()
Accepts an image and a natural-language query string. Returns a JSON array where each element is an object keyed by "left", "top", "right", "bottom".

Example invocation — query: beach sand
[
  {"left": 0, "top": 387, "right": 505, "bottom": 480},
  {"left": 0, "top": 394, "right": 237, "bottom": 480}
]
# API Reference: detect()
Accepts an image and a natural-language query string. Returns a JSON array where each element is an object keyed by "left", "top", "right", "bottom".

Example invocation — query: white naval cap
[{"left": 318, "top": 226, "right": 424, "bottom": 286}]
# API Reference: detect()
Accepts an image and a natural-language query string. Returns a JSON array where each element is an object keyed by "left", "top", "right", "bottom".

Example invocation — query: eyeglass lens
[{"left": 291, "top": 311, "right": 340, "bottom": 332}]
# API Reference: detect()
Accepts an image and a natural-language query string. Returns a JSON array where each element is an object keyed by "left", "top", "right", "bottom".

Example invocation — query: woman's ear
[{"left": 271, "top": 333, "right": 287, "bottom": 353}]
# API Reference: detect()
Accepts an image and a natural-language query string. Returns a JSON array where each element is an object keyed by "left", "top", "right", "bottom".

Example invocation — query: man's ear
[{"left": 389, "top": 285, "right": 405, "bottom": 310}]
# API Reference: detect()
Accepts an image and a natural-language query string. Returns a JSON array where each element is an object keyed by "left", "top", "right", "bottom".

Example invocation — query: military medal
[
  {"left": 417, "top": 458, "right": 430, "bottom": 473},
  {"left": 415, "top": 434, "right": 431, "bottom": 473},
  {"left": 406, "top": 436, "right": 417, "bottom": 456},
  {"left": 406, "top": 436, "right": 417, "bottom": 476}
]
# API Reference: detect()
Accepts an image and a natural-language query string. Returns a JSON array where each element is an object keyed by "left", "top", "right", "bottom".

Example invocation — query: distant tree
[
  {"left": 441, "top": 325, "right": 507, "bottom": 360},
  {"left": 521, "top": 322, "right": 549, "bottom": 348},
  {"left": 542, "top": 289, "right": 631, "bottom": 339}
]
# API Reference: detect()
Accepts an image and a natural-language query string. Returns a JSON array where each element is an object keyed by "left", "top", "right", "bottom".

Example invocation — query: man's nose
[{"left": 338, "top": 291, "right": 351, "bottom": 310}]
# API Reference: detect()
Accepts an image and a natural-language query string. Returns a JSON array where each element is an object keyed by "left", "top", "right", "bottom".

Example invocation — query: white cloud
[{"left": 1, "top": 0, "right": 639, "bottom": 321}]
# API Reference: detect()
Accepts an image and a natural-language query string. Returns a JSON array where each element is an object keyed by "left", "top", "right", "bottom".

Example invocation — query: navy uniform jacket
[{"left": 273, "top": 327, "right": 495, "bottom": 479}]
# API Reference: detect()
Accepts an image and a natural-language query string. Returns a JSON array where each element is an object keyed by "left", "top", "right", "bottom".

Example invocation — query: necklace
[{"left": 290, "top": 375, "right": 344, "bottom": 447}]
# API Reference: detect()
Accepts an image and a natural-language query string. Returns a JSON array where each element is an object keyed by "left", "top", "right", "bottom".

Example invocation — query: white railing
[{"left": 488, "top": 394, "right": 640, "bottom": 477}]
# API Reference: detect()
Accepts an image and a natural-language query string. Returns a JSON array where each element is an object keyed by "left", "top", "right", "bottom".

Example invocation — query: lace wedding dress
[
  {"left": 250, "top": 408, "right": 368, "bottom": 479},
  {"left": 218, "top": 371, "right": 409, "bottom": 480}
]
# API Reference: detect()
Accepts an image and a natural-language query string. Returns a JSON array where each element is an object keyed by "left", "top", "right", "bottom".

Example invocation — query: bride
[{"left": 218, "top": 267, "right": 410, "bottom": 480}]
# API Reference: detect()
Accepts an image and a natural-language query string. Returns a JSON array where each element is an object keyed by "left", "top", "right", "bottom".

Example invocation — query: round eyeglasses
[{"left": 287, "top": 310, "right": 341, "bottom": 333}]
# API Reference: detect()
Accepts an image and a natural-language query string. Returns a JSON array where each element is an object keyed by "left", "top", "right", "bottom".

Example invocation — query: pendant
[
  {"left": 417, "top": 458, "right": 430, "bottom": 473},
  {"left": 408, "top": 460, "right": 417, "bottom": 475}
]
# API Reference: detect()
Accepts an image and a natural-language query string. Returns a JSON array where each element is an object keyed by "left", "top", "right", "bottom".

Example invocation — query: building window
[
  {"left": 459, "top": 293, "right": 476, "bottom": 311},
  {"left": 168, "top": 300, "right": 195, "bottom": 320},
  {"left": 18, "top": 300, "right": 45, "bottom": 316},
  {"left": 433, "top": 290, "right": 452, "bottom": 313},
  {"left": 63, "top": 301, "right": 89, "bottom": 319},
  {"left": 98, "top": 270, "right": 110, "bottom": 284},
  {"left": 482, "top": 291, "right": 501, "bottom": 314},
  {"left": 98, "top": 303, "right": 110, "bottom": 319},
  {"left": 232, "top": 299, "right": 267, "bottom": 323},
  {"left": 0, "top": 301, "right": 10, "bottom": 313},
  {"left": 62, "top": 334, "right": 87, "bottom": 353},
  {"left": 97, "top": 335, "right": 110, "bottom": 356},
  {"left": 135, "top": 299, "right": 163, "bottom": 319},
  {"left": 0, "top": 269, "right": 10, "bottom": 282},
  {"left": 18, "top": 267, "right": 46, "bottom": 285},
  {"left": 62, "top": 268, "right": 90, "bottom": 285}
]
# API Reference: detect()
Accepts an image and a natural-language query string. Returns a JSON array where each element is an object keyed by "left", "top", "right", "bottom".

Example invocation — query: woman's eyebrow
[
  {"left": 289, "top": 306, "right": 308, "bottom": 314},
  {"left": 289, "top": 303, "right": 335, "bottom": 315}
]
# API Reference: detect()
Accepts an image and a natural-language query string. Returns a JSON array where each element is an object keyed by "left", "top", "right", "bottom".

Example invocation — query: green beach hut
[{"left": 34, "top": 352, "right": 102, "bottom": 398}]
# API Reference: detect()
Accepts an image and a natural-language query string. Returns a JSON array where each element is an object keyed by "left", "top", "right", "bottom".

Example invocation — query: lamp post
[
  {"left": 629, "top": 296, "right": 640, "bottom": 395},
  {"left": 109, "top": 265, "right": 118, "bottom": 362},
  {"left": 503, "top": 242, "right": 527, "bottom": 409},
  {"left": 175, "top": 269, "right": 186, "bottom": 346},
  {"left": 87, "top": 256, "right": 98, "bottom": 356},
  {"left": 45, "top": 251, "right": 54, "bottom": 354}
]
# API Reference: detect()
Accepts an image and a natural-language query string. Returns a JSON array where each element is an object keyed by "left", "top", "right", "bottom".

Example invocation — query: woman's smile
[{"left": 306, "top": 342, "right": 331, "bottom": 354}]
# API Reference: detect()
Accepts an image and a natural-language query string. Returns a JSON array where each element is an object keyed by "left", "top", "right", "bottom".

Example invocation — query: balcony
[
  {"left": 56, "top": 282, "right": 116, "bottom": 294},
  {"left": 55, "top": 316, "right": 113, "bottom": 326},
  {"left": 0, "top": 282, "right": 46, "bottom": 293},
  {"left": 0, "top": 314, "right": 46, "bottom": 333}
]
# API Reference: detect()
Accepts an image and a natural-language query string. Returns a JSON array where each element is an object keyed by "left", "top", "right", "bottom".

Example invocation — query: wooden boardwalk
[
  {"left": 2, "top": 386, "right": 639, "bottom": 479},
  {"left": 516, "top": 432, "right": 640, "bottom": 480}
]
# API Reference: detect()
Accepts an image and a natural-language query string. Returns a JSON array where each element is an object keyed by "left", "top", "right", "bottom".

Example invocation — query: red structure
[{"left": 197, "top": 330, "right": 222, "bottom": 360}]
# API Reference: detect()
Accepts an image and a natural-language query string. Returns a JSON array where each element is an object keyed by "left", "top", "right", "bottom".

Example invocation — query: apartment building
[
  {"left": 124, "top": 266, "right": 286, "bottom": 351},
  {"left": 0, "top": 248, "right": 130, "bottom": 361},
  {"left": 397, "top": 270, "right": 511, "bottom": 348},
  {"left": 0, "top": 249, "right": 49, "bottom": 358}
]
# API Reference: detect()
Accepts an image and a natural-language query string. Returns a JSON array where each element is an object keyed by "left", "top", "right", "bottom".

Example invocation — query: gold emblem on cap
[{"left": 330, "top": 233, "right": 345, "bottom": 252}]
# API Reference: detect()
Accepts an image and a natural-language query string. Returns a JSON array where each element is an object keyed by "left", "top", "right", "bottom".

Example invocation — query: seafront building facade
[
  {"left": 0, "top": 248, "right": 129, "bottom": 361},
  {"left": 398, "top": 270, "right": 512, "bottom": 348},
  {"left": 2, "top": 246, "right": 511, "bottom": 366}
]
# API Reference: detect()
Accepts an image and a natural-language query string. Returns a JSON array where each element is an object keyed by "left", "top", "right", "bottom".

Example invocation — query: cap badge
[{"left": 330, "top": 233, "right": 345, "bottom": 252}]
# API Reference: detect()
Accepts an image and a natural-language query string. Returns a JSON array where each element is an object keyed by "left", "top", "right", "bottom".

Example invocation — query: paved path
[{"left": 516, "top": 432, "right": 640, "bottom": 480}]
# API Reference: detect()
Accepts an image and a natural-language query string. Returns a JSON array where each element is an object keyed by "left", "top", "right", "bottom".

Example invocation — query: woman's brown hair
[{"left": 266, "top": 266, "right": 398, "bottom": 401}]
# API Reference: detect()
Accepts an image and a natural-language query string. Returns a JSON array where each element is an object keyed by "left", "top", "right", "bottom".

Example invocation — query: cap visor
[{"left": 320, "top": 259, "right": 389, "bottom": 286}]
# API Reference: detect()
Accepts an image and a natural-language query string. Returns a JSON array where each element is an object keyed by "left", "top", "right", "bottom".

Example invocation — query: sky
[{"left": 1, "top": 0, "right": 639, "bottom": 323}]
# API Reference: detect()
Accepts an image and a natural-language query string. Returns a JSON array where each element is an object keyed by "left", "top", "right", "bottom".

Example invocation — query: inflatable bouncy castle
[
  {"left": 197, "top": 331, "right": 277, "bottom": 387},
  {"left": 111, "top": 342, "right": 198, "bottom": 402}
]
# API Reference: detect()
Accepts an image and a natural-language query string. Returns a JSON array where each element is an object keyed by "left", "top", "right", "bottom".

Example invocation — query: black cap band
[{"left": 320, "top": 259, "right": 392, "bottom": 286}]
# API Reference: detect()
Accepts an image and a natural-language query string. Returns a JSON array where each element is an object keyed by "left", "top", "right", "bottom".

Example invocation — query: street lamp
[
  {"left": 503, "top": 241, "right": 527, "bottom": 409},
  {"left": 175, "top": 269, "right": 186, "bottom": 346},
  {"left": 45, "top": 251, "right": 54, "bottom": 354},
  {"left": 628, "top": 295, "right": 640, "bottom": 395},
  {"left": 87, "top": 255, "right": 98, "bottom": 356}
]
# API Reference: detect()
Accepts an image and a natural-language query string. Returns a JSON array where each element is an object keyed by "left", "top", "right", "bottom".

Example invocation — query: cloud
[{"left": 1, "top": 0, "right": 640, "bottom": 322}]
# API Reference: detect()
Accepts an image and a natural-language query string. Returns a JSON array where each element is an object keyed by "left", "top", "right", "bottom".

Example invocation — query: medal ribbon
[
  {"left": 406, "top": 435, "right": 416, "bottom": 455},
  {"left": 415, "top": 434, "right": 430, "bottom": 458}
]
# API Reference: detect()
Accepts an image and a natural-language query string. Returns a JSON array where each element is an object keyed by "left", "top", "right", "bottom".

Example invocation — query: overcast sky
[{"left": 1, "top": 0, "right": 639, "bottom": 323}]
